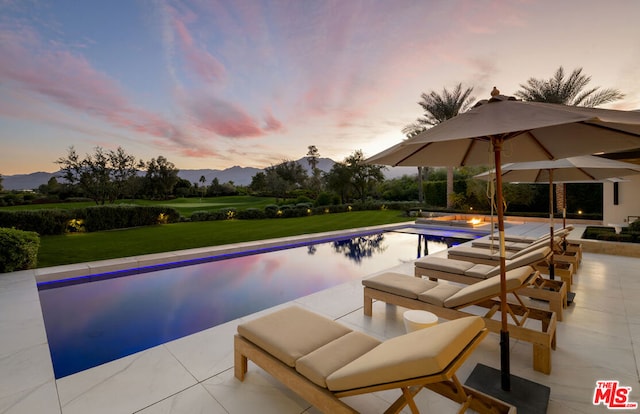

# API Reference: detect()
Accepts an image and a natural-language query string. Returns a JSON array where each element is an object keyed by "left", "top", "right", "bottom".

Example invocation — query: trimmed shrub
[
  {"left": 81, "top": 205, "right": 181, "bottom": 232},
  {"left": 264, "top": 204, "right": 280, "bottom": 218},
  {"left": 0, "top": 227, "right": 40, "bottom": 272},
  {"left": 190, "top": 211, "right": 211, "bottom": 221},
  {"left": 0, "top": 209, "right": 72, "bottom": 235},
  {"left": 237, "top": 208, "right": 266, "bottom": 219}
]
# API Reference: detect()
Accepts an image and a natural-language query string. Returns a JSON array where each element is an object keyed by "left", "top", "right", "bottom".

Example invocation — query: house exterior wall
[{"left": 603, "top": 175, "right": 640, "bottom": 225}]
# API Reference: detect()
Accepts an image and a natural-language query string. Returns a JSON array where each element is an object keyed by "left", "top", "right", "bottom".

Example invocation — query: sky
[{"left": 1, "top": 0, "right": 640, "bottom": 175}]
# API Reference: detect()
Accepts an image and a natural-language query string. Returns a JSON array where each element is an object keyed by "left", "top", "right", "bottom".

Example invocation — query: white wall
[{"left": 603, "top": 175, "right": 640, "bottom": 225}]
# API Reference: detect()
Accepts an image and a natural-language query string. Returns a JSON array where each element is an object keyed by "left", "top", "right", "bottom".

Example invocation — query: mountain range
[{"left": 1, "top": 157, "right": 417, "bottom": 191}]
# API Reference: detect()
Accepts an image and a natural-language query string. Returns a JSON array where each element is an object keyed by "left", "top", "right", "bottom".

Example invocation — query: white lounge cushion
[
  {"left": 237, "top": 306, "right": 351, "bottom": 367},
  {"left": 418, "top": 284, "right": 463, "bottom": 307},
  {"left": 444, "top": 266, "right": 534, "bottom": 308},
  {"left": 363, "top": 272, "right": 438, "bottom": 299},
  {"left": 325, "top": 316, "right": 484, "bottom": 391},
  {"left": 296, "top": 331, "right": 380, "bottom": 388},
  {"left": 415, "top": 256, "right": 475, "bottom": 274}
]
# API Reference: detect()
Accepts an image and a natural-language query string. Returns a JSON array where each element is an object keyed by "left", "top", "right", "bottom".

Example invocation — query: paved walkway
[{"left": 2, "top": 222, "right": 639, "bottom": 413}]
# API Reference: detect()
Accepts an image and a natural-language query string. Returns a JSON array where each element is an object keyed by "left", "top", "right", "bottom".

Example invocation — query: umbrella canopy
[
  {"left": 474, "top": 155, "right": 640, "bottom": 281},
  {"left": 474, "top": 155, "right": 640, "bottom": 183},
  {"left": 366, "top": 93, "right": 640, "bottom": 391},
  {"left": 367, "top": 96, "right": 640, "bottom": 167}
]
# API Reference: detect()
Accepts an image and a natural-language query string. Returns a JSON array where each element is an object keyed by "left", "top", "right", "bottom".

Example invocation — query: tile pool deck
[{"left": 2, "top": 222, "right": 640, "bottom": 413}]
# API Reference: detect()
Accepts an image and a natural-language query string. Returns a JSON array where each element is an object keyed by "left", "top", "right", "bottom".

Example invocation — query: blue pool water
[{"left": 38, "top": 228, "right": 480, "bottom": 378}]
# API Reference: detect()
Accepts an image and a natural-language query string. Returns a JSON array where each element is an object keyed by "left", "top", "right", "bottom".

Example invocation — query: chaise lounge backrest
[
  {"left": 440, "top": 265, "right": 535, "bottom": 308},
  {"left": 324, "top": 316, "right": 484, "bottom": 391}
]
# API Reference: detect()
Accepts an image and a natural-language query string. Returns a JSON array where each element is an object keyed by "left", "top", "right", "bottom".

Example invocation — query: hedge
[
  {"left": 80, "top": 205, "right": 181, "bottom": 232},
  {"left": 0, "top": 209, "right": 72, "bottom": 235},
  {"left": 0, "top": 228, "right": 40, "bottom": 273},
  {"left": 0, "top": 206, "right": 181, "bottom": 235}
]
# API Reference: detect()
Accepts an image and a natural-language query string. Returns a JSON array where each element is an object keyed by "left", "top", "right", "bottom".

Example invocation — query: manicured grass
[
  {"left": 37, "top": 210, "right": 412, "bottom": 268},
  {"left": 1, "top": 196, "right": 279, "bottom": 217}
]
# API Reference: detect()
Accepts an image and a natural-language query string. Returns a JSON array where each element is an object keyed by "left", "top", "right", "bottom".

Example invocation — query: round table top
[{"left": 403, "top": 310, "right": 438, "bottom": 324}]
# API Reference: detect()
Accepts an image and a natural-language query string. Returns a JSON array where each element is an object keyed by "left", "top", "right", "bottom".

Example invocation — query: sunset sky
[{"left": 1, "top": 0, "right": 639, "bottom": 175}]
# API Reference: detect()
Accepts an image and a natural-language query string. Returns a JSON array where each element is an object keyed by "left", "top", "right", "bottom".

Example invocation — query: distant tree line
[
  {"left": 248, "top": 148, "right": 386, "bottom": 205},
  {"left": 1, "top": 137, "right": 603, "bottom": 217},
  {"left": 52, "top": 146, "right": 181, "bottom": 204}
]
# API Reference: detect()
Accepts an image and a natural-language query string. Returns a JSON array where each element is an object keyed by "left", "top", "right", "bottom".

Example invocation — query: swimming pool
[{"left": 38, "top": 228, "right": 480, "bottom": 379}]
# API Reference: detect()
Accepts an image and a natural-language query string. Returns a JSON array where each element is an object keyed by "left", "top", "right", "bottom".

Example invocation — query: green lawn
[
  {"left": 1, "top": 196, "right": 279, "bottom": 217},
  {"left": 37, "top": 210, "right": 412, "bottom": 268}
]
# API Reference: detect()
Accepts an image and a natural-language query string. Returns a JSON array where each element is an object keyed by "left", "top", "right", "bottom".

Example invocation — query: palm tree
[
  {"left": 199, "top": 175, "right": 206, "bottom": 200},
  {"left": 515, "top": 66, "right": 624, "bottom": 107},
  {"left": 515, "top": 66, "right": 625, "bottom": 213},
  {"left": 403, "top": 83, "right": 475, "bottom": 207}
]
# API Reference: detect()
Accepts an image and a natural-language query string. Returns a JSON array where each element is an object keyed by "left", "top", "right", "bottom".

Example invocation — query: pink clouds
[
  {"left": 168, "top": 6, "right": 226, "bottom": 83},
  {"left": 0, "top": 21, "right": 221, "bottom": 158},
  {"left": 263, "top": 109, "right": 283, "bottom": 132},
  {"left": 187, "top": 94, "right": 263, "bottom": 137},
  {"left": 163, "top": 2, "right": 285, "bottom": 139}
]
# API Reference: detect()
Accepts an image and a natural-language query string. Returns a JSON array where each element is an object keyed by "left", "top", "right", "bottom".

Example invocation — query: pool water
[{"left": 38, "top": 229, "right": 475, "bottom": 378}]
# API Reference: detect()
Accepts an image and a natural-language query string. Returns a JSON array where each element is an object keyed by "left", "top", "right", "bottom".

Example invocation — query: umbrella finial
[{"left": 491, "top": 86, "right": 500, "bottom": 97}]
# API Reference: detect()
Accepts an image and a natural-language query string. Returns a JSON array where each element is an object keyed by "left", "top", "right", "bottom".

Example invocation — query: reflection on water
[
  {"left": 331, "top": 233, "right": 387, "bottom": 263},
  {"left": 39, "top": 230, "right": 474, "bottom": 379}
]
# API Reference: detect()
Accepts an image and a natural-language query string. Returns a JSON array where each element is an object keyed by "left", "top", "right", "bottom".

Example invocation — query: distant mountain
[
  {"left": 1, "top": 157, "right": 417, "bottom": 191},
  {"left": 2, "top": 172, "right": 59, "bottom": 191},
  {"left": 178, "top": 166, "right": 262, "bottom": 186}
]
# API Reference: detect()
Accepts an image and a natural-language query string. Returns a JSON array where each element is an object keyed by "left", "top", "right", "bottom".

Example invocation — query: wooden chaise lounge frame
[
  {"left": 414, "top": 247, "right": 568, "bottom": 321},
  {"left": 235, "top": 307, "right": 515, "bottom": 414},
  {"left": 363, "top": 267, "right": 557, "bottom": 374}
]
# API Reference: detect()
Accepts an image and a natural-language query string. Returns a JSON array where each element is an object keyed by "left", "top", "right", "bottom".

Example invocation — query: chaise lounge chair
[
  {"left": 235, "top": 306, "right": 515, "bottom": 414},
  {"left": 447, "top": 236, "right": 576, "bottom": 288},
  {"left": 415, "top": 246, "right": 568, "bottom": 320},
  {"left": 363, "top": 266, "right": 557, "bottom": 374},
  {"left": 471, "top": 226, "right": 573, "bottom": 251},
  {"left": 469, "top": 226, "right": 581, "bottom": 271}
]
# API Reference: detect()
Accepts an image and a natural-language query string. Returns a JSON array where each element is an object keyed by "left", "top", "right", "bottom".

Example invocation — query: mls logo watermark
[{"left": 593, "top": 380, "right": 638, "bottom": 409}]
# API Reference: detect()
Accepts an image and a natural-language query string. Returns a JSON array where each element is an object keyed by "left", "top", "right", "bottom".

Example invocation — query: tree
[
  {"left": 249, "top": 172, "right": 267, "bottom": 194},
  {"left": 143, "top": 156, "right": 179, "bottom": 199},
  {"left": 38, "top": 177, "right": 61, "bottom": 197},
  {"left": 325, "top": 162, "right": 352, "bottom": 203},
  {"left": 263, "top": 160, "right": 308, "bottom": 200},
  {"left": 199, "top": 175, "right": 206, "bottom": 199},
  {"left": 56, "top": 146, "right": 139, "bottom": 205},
  {"left": 403, "top": 83, "right": 475, "bottom": 207},
  {"left": 109, "top": 147, "right": 141, "bottom": 201},
  {"left": 0, "top": 174, "right": 3, "bottom": 192},
  {"left": 515, "top": 66, "right": 624, "bottom": 211},
  {"left": 345, "top": 150, "right": 385, "bottom": 202},
  {"left": 325, "top": 150, "right": 385, "bottom": 203},
  {"left": 306, "top": 145, "right": 320, "bottom": 172},
  {"left": 173, "top": 178, "right": 193, "bottom": 198},
  {"left": 306, "top": 145, "right": 322, "bottom": 196},
  {"left": 515, "top": 66, "right": 624, "bottom": 107}
]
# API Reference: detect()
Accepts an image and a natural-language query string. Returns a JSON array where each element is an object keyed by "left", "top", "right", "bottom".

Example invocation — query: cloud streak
[
  {"left": 160, "top": 1, "right": 285, "bottom": 141},
  {"left": 0, "top": 20, "right": 221, "bottom": 157}
]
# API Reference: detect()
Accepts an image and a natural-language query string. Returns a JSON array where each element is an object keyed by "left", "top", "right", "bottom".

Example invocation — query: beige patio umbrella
[
  {"left": 366, "top": 91, "right": 640, "bottom": 391},
  {"left": 475, "top": 155, "right": 640, "bottom": 279}
]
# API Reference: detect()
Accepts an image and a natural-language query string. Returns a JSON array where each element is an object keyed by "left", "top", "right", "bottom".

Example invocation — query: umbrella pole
[
  {"left": 493, "top": 137, "right": 510, "bottom": 391},
  {"left": 562, "top": 183, "right": 567, "bottom": 229},
  {"left": 549, "top": 172, "right": 555, "bottom": 280}
]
